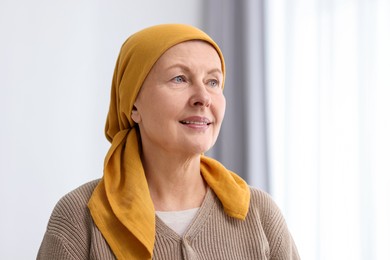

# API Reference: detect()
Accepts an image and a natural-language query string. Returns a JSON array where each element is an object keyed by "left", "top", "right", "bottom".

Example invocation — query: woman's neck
[{"left": 141, "top": 151, "right": 207, "bottom": 211}]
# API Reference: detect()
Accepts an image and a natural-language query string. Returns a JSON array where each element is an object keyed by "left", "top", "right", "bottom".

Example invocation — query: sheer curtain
[{"left": 266, "top": 0, "right": 390, "bottom": 259}]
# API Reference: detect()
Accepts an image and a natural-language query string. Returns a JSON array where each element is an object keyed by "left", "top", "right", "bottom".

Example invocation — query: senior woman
[{"left": 38, "top": 24, "right": 300, "bottom": 259}]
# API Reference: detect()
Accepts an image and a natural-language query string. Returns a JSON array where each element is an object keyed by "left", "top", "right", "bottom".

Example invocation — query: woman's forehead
[{"left": 152, "top": 40, "right": 222, "bottom": 70}]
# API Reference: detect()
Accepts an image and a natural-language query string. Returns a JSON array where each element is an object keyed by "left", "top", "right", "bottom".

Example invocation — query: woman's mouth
[
  {"left": 179, "top": 120, "right": 211, "bottom": 125},
  {"left": 179, "top": 116, "right": 212, "bottom": 127}
]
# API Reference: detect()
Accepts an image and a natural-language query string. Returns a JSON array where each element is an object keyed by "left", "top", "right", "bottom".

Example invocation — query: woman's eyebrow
[
  {"left": 207, "top": 68, "right": 223, "bottom": 75},
  {"left": 165, "top": 64, "right": 191, "bottom": 72},
  {"left": 166, "top": 64, "right": 222, "bottom": 75}
]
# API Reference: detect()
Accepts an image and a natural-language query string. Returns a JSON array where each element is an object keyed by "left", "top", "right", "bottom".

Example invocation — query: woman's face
[{"left": 132, "top": 40, "right": 226, "bottom": 157}]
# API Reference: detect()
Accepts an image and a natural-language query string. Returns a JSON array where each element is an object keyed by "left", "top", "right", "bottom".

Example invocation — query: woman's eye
[
  {"left": 172, "top": 76, "right": 185, "bottom": 83},
  {"left": 208, "top": 79, "right": 219, "bottom": 88}
]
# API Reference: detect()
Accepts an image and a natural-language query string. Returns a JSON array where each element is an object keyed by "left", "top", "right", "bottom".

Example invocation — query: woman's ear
[{"left": 131, "top": 106, "right": 141, "bottom": 123}]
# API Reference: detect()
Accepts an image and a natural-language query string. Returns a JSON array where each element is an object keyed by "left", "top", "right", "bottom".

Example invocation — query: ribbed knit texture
[{"left": 38, "top": 180, "right": 300, "bottom": 260}]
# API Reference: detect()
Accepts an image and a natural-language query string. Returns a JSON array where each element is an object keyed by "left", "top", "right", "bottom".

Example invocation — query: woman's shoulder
[
  {"left": 50, "top": 179, "right": 101, "bottom": 222},
  {"left": 247, "top": 186, "right": 284, "bottom": 222},
  {"left": 247, "top": 187, "right": 300, "bottom": 259},
  {"left": 248, "top": 186, "right": 277, "bottom": 207},
  {"left": 38, "top": 179, "right": 103, "bottom": 259}
]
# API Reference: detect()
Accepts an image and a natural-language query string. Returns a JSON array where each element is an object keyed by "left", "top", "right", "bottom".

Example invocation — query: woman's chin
[{"left": 190, "top": 144, "right": 215, "bottom": 156}]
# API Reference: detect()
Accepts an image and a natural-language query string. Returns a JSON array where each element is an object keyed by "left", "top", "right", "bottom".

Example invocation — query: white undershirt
[{"left": 156, "top": 208, "right": 199, "bottom": 236}]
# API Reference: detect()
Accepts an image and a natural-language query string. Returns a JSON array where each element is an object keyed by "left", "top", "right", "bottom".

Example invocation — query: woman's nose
[{"left": 190, "top": 83, "right": 211, "bottom": 108}]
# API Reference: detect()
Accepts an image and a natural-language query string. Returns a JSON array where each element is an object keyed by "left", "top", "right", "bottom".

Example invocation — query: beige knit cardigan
[{"left": 37, "top": 179, "right": 300, "bottom": 259}]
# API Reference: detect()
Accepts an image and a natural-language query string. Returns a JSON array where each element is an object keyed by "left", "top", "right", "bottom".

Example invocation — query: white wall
[{"left": 0, "top": 0, "right": 202, "bottom": 258}]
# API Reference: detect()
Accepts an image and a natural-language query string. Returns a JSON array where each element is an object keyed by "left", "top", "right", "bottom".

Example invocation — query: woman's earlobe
[{"left": 131, "top": 108, "right": 140, "bottom": 123}]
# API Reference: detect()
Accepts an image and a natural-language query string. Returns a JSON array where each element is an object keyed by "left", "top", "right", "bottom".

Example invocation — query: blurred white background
[
  {"left": 1, "top": 0, "right": 389, "bottom": 259},
  {"left": 0, "top": 0, "right": 202, "bottom": 258}
]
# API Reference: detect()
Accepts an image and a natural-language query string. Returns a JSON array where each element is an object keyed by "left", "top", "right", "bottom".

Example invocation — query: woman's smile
[{"left": 179, "top": 116, "right": 211, "bottom": 129}]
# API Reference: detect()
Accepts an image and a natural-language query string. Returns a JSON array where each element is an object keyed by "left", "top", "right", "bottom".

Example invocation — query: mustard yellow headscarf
[{"left": 88, "top": 24, "right": 250, "bottom": 259}]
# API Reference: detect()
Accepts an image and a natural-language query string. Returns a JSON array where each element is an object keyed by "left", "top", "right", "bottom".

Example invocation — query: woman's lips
[{"left": 179, "top": 116, "right": 211, "bottom": 126}]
